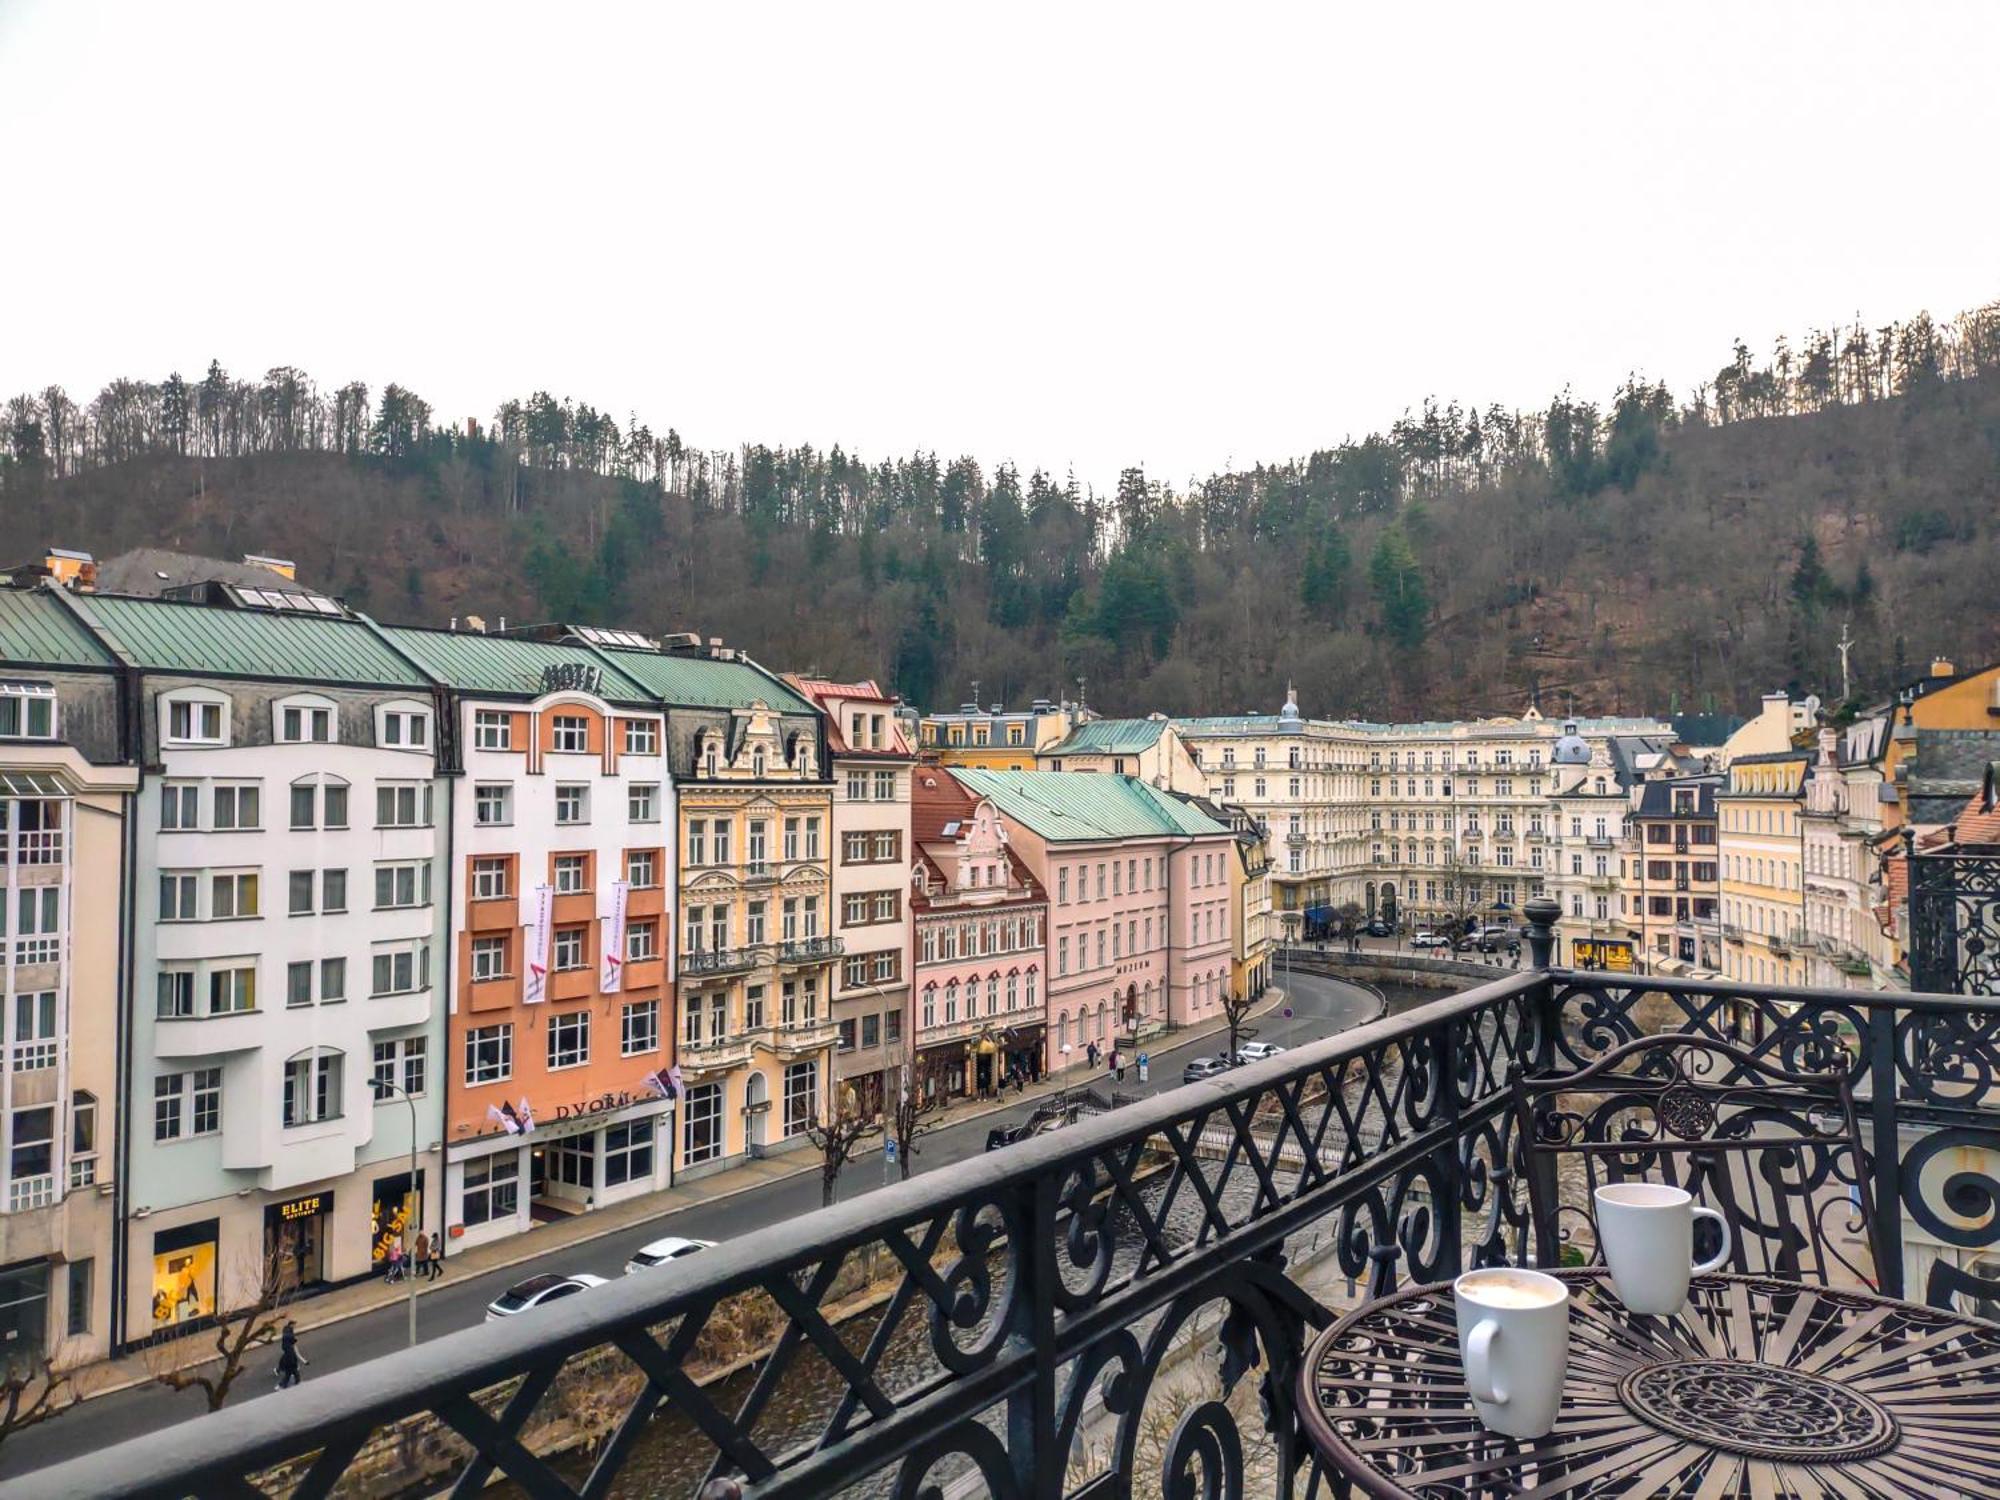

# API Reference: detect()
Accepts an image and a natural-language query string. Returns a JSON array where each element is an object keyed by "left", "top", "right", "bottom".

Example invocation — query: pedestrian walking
[
  {"left": 386, "top": 1241, "right": 404, "bottom": 1284},
  {"left": 1114, "top": 1050, "right": 1125, "bottom": 1083},
  {"left": 276, "top": 1320, "right": 308, "bottom": 1389},
  {"left": 427, "top": 1232, "right": 444, "bottom": 1281},
  {"left": 412, "top": 1233, "right": 430, "bottom": 1281}
]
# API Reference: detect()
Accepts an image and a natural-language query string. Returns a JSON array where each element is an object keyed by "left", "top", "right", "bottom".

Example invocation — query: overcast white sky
[{"left": 3, "top": 2, "right": 1996, "bottom": 488}]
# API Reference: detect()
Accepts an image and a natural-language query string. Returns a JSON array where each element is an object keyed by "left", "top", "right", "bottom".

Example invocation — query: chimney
[
  {"left": 1930, "top": 657, "right": 1956, "bottom": 679},
  {"left": 463, "top": 614, "right": 486, "bottom": 633}
]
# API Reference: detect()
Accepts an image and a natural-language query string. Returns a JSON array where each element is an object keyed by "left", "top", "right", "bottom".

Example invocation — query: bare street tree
[
  {"left": 0, "top": 1350, "right": 84, "bottom": 1456},
  {"left": 888, "top": 1054, "right": 954, "bottom": 1182},
  {"left": 146, "top": 1248, "right": 294, "bottom": 1412},
  {"left": 805, "top": 1095, "right": 883, "bottom": 1208},
  {"left": 1221, "top": 987, "right": 1257, "bottom": 1063}
]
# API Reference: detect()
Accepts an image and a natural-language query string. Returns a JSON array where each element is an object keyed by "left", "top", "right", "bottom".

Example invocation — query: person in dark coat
[{"left": 276, "top": 1320, "right": 308, "bottom": 1388}]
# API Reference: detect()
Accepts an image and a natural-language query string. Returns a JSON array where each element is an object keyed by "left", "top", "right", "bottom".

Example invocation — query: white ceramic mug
[
  {"left": 1595, "top": 1182, "right": 1732, "bottom": 1315},
  {"left": 1453, "top": 1267, "right": 1571, "bottom": 1440}
]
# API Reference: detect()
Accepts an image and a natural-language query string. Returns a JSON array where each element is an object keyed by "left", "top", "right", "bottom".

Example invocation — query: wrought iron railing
[{"left": 25, "top": 925, "right": 2000, "bottom": 1500}]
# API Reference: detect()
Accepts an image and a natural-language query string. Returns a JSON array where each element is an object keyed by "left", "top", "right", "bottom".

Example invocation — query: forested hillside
[{"left": 4, "top": 305, "right": 1997, "bottom": 722}]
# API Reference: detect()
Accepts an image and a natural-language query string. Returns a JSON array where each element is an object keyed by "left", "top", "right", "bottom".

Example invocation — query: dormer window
[
  {"left": 753, "top": 747, "right": 767, "bottom": 777},
  {"left": 166, "top": 697, "right": 226, "bottom": 746},
  {"left": 277, "top": 696, "right": 337, "bottom": 745},
  {"left": 703, "top": 736, "right": 720, "bottom": 778},
  {"left": 379, "top": 705, "right": 430, "bottom": 750},
  {"left": 0, "top": 683, "right": 56, "bottom": 740}
]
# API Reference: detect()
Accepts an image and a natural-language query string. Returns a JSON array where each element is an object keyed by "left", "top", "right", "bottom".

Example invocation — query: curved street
[{"left": 0, "top": 965, "right": 1380, "bottom": 1479}]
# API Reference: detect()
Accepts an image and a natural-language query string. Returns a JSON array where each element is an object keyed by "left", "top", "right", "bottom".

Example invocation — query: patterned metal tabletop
[{"left": 1299, "top": 1269, "right": 2000, "bottom": 1498}]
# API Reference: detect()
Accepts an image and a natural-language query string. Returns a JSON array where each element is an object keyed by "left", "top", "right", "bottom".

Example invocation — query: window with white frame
[
  {"left": 9, "top": 885, "right": 60, "bottom": 964},
  {"left": 550, "top": 714, "right": 589, "bottom": 753},
  {"left": 553, "top": 854, "right": 588, "bottom": 894},
  {"left": 373, "top": 861, "right": 431, "bottom": 909},
  {"left": 683, "top": 1083, "right": 723, "bottom": 1164},
  {"left": 282, "top": 1049, "right": 343, "bottom": 1127},
  {"left": 628, "top": 783, "right": 659, "bottom": 822},
  {"left": 371, "top": 1035, "right": 427, "bottom": 1098},
  {"left": 156, "top": 968, "right": 195, "bottom": 1019},
  {"left": 377, "top": 781, "right": 432, "bottom": 827},
  {"left": 621, "top": 999, "right": 659, "bottom": 1056},
  {"left": 380, "top": 708, "right": 429, "bottom": 749},
  {"left": 161, "top": 782, "right": 199, "bottom": 831},
  {"left": 0, "top": 685, "right": 55, "bottom": 740},
  {"left": 782, "top": 1061, "right": 817, "bottom": 1137},
  {"left": 472, "top": 857, "right": 510, "bottom": 901},
  {"left": 464, "top": 1023, "right": 512, "bottom": 1085},
  {"left": 68, "top": 1090, "right": 97, "bottom": 1188},
  {"left": 472, "top": 711, "right": 512, "bottom": 750},
  {"left": 278, "top": 702, "right": 335, "bottom": 744},
  {"left": 552, "top": 926, "right": 585, "bottom": 971},
  {"left": 626, "top": 919, "right": 658, "bottom": 962},
  {"left": 555, "top": 784, "right": 588, "bottom": 824},
  {"left": 286, "top": 961, "right": 315, "bottom": 1007},
  {"left": 165, "top": 698, "right": 225, "bottom": 746},
  {"left": 623, "top": 720, "right": 659, "bottom": 756},
  {"left": 546, "top": 1009, "right": 590, "bottom": 1069},
  {"left": 320, "top": 956, "right": 346, "bottom": 1001},
  {"left": 208, "top": 963, "right": 256, "bottom": 1014},
  {"left": 470, "top": 934, "right": 509, "bottom": 981},
  {"left": 474, "top": 783, "right": 511, "bottom": 826},
  {"left": 154, "top": 1067, "right": 222, "bottom": 1141},
  {"left": 626, "top": 849, "right": 657, "bottom": 887},
  {"left": 212, "top": 783, "right": 260, "bottom": 830},
  {"left": 210, "top": 870, "right": 258, "bottom": 919},
  {"left": 9, "top": 990, "right": 56, "bottom": 1071},
  {"left": 371, "top": 941, "right": 429, "bottom": 996}
]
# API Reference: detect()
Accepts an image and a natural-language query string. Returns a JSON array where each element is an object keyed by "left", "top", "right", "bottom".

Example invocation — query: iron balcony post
[{"left": 1867, "top": 1005, "right": 1905, "bottom": 1298}]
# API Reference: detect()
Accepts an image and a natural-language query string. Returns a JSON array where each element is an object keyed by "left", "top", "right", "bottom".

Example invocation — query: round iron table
[{"left": 1299, "top": 1269, "right": 2000, "bottom": 1498}]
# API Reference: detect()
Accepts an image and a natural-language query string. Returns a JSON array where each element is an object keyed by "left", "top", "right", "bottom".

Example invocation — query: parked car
[
  {"left": 484, "top": 1272, "right": 610, "bottom": 1321},
  {"left": 624, "top": 1237, "right": 716, "bottom": 1275},
  {"left": 1183, "top": 1056, "right": 1234, "bottom": 1084},
  {"left": 1411, "top": 930, "right": 1449, "bottom": 949},
  {"left": 1477, "top": 931, "right": 1513, "bottom": 954},
  {"left": 1234, "top": 1041, "right": 1286, "bottom": 1063},
  {"left": 1364, "top": 920, "right": 1393, "bottom": 938}
]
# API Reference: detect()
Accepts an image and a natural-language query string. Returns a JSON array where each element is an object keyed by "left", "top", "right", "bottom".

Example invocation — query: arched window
[
  {"left": 944, "top": 981, "right": 959, "bottom": 1024},
  {"left": 702, "top": 735, "right": 720, "bottom": 778},
  {"left": 987, "top": 974, "right": 999, "bottom": 1015},
  {"left": 289, "top": 772, "right": 351, "bottom": 832},
  {"left": 1006, "top": 972, "right": 1019, "bottom": 1011},
  {"left": 752, "top": 746, "right": 767, "bottom": 777},
  {"left": 922, "top": 985, "right": 937, "bottom": 1030},
  {"left": 282, "top": 1048, "right": 344, "bottom": 1128},
  {"left": 1057, "top": 1011, "right": 1069, "bottom": 1048},
  {"left": 1025, "top": 967, "right": 1038, "bottom": 1009}
]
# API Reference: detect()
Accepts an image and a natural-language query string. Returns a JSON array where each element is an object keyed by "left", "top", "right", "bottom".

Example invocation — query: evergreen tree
[
  {"left": 1300, "top": 526, "right": 1351, "bottom": 623},
  {"left": 1369, "top": 524, "right": 1429, "bottom": 649}
]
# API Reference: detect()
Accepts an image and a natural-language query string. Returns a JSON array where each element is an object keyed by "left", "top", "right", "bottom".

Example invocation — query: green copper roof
[
  {"left": 1050, "top": 718, "right": 1168, "bottom": 754},
  {"left": 69, "top": 594, "right": 429, "bottom": 687},
  {"left": 951, "top": 769, "right": 1230, "bottom": 842},
  {"left": 383, "top": 628, "right": 652, "bottom": 702},
  {"left": 0, "top": 590, "right": 115, "bottom": 668},
  {"left": 600, "top": 650, "right": 813, "bottom": 713}
]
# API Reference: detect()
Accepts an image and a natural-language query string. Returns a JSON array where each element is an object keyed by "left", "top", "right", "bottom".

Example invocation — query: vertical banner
[
  {"left": 601, "top": 879, "right": 630, "bottom": 993},
  {"left": 523, "top": 883, "right": 554, "bottom": 1003}
]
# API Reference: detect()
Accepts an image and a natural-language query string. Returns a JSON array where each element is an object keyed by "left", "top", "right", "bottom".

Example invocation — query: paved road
[{"left": 1, "top": 968, "right": 1380, "bottom": 1478}]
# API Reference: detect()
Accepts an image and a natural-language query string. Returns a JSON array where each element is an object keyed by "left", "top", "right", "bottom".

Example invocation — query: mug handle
[
  {"left": 1691, "top": 1206, "right": 1733, "bottom": 1276},
  {"left": 1464, "top": 1318, "right": 1509, "bottom": 1405}
]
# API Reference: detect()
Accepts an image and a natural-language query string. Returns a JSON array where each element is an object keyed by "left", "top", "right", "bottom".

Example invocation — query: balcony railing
[
  {"left": 39, "top": 935, "right": 2000, "bottom": 1500},
  {"left": 777, "top": 936, "right": 844, "bottom": 965},
  {"left": 741, "top": 861, "right": 777, "bottom": 884},
  {"left": 679, "top": 946, "right": 761, "bottom": 977}
]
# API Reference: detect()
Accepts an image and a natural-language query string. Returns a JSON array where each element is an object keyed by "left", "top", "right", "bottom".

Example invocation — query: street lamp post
[{"left": 372, "top": 1078, "right": 421, "bottom": 1349}]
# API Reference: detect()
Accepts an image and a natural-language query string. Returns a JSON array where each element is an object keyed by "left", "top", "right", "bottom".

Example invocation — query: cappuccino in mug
[{"left": 1454, "top": 1268, "right": 1570, "bottom": 1439}]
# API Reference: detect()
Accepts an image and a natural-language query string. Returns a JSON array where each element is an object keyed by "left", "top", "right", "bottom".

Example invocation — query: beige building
[
  {"left": 0, "top": 595, "right": 136, "bottom": 1362},
  {"left": 1176, "top": 690, "right": 1672, "bottom": 936},
  {"left": 1039, "top": 716, "right": 1205, "bottom": 794},
  {"left": 1718, "top": 749, "right": 1813, "bottom": 988},
  {"left": 917, "top": 695, "right": 1091, "bottom": 770}
]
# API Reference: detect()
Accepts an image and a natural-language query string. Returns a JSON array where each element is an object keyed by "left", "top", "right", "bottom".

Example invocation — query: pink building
[
  {"left": 909, "top": 768, "right": 1048, "bottom": 1095},
  {"left": 949, "top": 769, "right": 1236, "bottom": 1073}
]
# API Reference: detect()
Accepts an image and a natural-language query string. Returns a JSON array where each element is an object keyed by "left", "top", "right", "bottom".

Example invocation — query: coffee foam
[{"left": 1457, "top": 1271, "right": 1568, "bottom": 1309}]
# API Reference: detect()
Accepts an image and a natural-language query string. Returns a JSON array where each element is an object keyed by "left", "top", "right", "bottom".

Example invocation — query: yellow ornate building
[{"left": 1718, "top": 749, "right": 1812, "bottom": 987}]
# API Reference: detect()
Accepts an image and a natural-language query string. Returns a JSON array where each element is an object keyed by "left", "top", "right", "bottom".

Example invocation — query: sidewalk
[{"left": 78, "top": 985, "right": 1291, "bottom": 1401}]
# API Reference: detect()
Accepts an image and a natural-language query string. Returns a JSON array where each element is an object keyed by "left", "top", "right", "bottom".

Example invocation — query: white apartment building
[{"left": 92, "top": 590, "right": 449, "bottom": 1341}]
